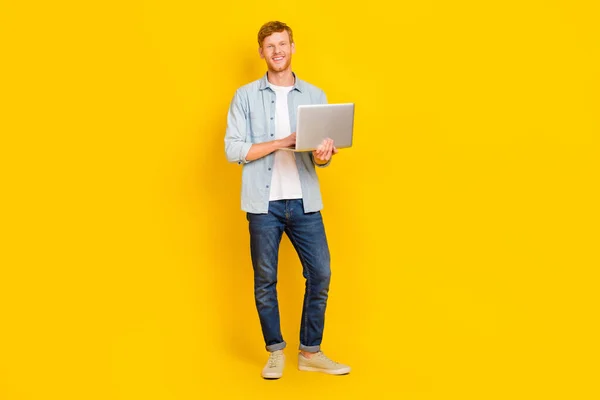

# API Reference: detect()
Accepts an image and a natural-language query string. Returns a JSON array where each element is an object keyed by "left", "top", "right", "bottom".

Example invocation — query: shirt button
[
  {"left": 266, "top": 185, "right": 269, "bottom": 188},
  {"left": 270, "top": 117, "right": 274, "bottom": 120},
  {"left": 271, "top": 134, "right": 274, "bottom": 137},
  {"left": 271, "top": 100, "right": 274, "bottom": 103},
  {"left": 268, "top": 168, "right": 271, "bottom": 171}
]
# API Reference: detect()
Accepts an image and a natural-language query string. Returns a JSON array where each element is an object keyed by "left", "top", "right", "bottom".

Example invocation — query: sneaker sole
[
  {"left": 298, "top": 365, "right": 351, "bottom": 375},
  {"left": 262, "top": 373, "right": 282, "bottom": 379}
]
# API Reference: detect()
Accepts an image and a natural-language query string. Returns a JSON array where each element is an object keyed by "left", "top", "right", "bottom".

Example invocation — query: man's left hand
[{"left": 312, "top": 138, "right": 338, "bottom": 164}]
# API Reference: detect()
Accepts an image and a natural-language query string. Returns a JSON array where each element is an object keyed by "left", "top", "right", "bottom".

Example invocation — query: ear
[
  {"left": 291, "top": 42, "right": 296, "bottom": 54},
  {"left": 258, "top": 47, "right": 264, "bottom": 59}
]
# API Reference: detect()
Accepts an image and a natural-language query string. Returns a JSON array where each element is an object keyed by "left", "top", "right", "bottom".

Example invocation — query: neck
[{"left": 267, "top": 69, "right": 294, "bottom": 87}]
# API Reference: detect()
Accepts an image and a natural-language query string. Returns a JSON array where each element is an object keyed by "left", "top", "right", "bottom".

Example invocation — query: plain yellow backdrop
[{"left": 1, "top": 1, "right": 599, "bottom": 399}]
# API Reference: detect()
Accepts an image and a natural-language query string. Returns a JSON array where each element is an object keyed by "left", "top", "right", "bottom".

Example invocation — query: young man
[{"left": 224, "top": 21, "right": 350, "bottom": 379}]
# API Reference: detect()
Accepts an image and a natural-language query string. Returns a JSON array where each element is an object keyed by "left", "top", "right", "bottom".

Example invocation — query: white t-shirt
[{"left": 269, "top": 84, "right": 303, "bottom": 201}]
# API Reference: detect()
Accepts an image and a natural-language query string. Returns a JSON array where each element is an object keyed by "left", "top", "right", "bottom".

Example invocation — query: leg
[
  {"left": 248, "top": 201, "right": 287, "bottom": 352},
  {"left": 284, "top": 200, "right": 331, "bottom": 352}
]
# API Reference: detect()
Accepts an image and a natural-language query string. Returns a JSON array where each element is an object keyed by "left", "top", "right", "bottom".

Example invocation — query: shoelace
[
  {"left": 316, "top": 352, "right": 339, "bottom": 366},
  {"left": 268, "top": 352, "right": 282, "bottom": 368}
]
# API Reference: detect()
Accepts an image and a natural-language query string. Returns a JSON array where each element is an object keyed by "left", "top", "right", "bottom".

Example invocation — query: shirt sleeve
[{"left": 224, "top": 89, "right": 252, "bottom": 165}]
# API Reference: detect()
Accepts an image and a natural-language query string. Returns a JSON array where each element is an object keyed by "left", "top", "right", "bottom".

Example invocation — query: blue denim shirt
[{"left": 225, "top": 73, "right": 330, "bottom": 214}]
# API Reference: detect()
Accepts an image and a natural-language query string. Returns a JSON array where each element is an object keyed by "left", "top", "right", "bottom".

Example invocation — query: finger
[
  {"left": 326, "top": 147, "right": 333, "bottom": 160},
  {"left": 314, "top": 146, "right": 324, "bottom": 159},
  {"left": 325, "top": 142, "right": 333, "bottom": 159},
  {"left": 320, "top": 139, "right": 330, "bottom": 156}
]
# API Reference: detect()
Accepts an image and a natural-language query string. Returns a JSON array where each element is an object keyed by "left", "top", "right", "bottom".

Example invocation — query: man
[{"left": 224, "top": 21, "right": 351, "bottom": 379}]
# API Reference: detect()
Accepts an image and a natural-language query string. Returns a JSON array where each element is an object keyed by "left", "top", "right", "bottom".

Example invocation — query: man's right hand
[{"left": 277, "top": 132, "right": 296, "bottom": 149}]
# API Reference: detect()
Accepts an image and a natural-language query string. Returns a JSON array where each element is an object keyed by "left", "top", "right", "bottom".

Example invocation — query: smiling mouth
[{"left": 272, "top": 56, "right": 285, "bottom": 62}]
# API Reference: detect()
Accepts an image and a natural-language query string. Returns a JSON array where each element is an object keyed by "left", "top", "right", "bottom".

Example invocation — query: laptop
[{"left": 281, "top": 103, "right": 355, "bottom": 152}]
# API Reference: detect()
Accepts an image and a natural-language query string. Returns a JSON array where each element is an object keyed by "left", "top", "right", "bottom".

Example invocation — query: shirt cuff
[{"left": 238, "top": 142, "right": 252, "bottom": 165}]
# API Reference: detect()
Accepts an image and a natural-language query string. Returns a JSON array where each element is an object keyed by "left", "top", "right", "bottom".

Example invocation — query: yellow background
[{"left": 1, "top": 1, "right": 599, "bottom": 399}]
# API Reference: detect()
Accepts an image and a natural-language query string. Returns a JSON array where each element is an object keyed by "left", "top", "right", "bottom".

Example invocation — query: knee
[
  {"left": 312, "top": 266, "right": 331, "bottom": 286},
  {"left": 255, "top": 269, "right": 277, "bottom": 289},
  {"left": 254, "top": 276, "right": 277, "bottom": 306}
]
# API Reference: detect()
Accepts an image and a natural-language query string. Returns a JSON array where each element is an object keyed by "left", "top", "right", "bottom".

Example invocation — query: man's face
[{"left": 259, "top": 30, "right": 295, "bottom": 73}]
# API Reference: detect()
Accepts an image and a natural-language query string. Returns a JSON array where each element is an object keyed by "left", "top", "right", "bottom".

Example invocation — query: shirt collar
[{"left": 259, "top": 72, "right": 304, "bottom": 93}]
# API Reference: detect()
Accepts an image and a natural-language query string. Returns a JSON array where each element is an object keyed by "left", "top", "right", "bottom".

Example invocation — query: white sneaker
[
  {"left": 262, "top": 350, "right": 285, "bottom": 379},
  {"left": 298, "top": 351, "right": 351, "bottom": 375}
]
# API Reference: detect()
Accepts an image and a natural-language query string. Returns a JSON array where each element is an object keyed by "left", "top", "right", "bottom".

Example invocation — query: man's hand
[
  {"left": 278, "top": 132, "right": 296, "bottom": 149},
  {"left": 245, "top": 132, "right": 296, "bottom": 162},
  {"left": 312, "top": 138, "right": 338, "bottom": 164}
]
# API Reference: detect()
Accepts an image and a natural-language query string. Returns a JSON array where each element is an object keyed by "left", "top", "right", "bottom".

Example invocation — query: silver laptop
[{"left": 282, "top": 103, "right": 355, "bottom": 152}]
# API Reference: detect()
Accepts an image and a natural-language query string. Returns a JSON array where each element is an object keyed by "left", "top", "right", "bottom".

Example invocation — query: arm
[
  {"left": 224, "top": 90, "right": 252, "bottom": 165},
  {"left": 246, "top": 133, "right": 296, "bottom": 162},
  {"left": 225, "top": 89, "right": 297, "bottom": 164}
]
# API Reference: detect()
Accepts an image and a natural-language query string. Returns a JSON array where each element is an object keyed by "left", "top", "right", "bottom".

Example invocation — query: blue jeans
[{"left": 247, "top": 199, "right": 331, "bottom": 353}]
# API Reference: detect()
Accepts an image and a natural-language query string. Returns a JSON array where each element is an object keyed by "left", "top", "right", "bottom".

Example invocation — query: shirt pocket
[{"left": 249, "top": 111, "right": 268, "bottom": 143}]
